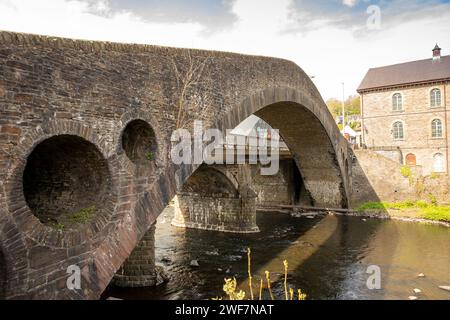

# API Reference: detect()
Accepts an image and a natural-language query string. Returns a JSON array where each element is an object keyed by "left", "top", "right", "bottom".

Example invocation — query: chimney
[{"left": 432, "top": 44, "right": 441, "bottom": 60}]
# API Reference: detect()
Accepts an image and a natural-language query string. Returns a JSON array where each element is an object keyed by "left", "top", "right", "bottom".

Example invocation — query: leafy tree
[{"left": 326, "top": 95, "right": 361, "bottom": 118}]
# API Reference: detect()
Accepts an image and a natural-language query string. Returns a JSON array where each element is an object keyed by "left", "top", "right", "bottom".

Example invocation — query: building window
[
  {"left": 433, "top": 153, "right": 445, "bottom": 172},
  {"left": 392, "top": 93, "right": 403, "bottom": 111},
  {"left": 392, "top": 121, "right": 404, "bottom": 140},
  {"left": 430, "top": 88, "right": 441, "bottom": 108},
  {"left": 431, "top": 119, "right": 443, "bottom": 138}
]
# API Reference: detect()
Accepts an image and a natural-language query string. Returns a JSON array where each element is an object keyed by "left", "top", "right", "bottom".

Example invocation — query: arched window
[
  {"left": 430, "top": 88, "right": 441, "bottom": 107},
  {"left": 431, "top": 119, "right": 443, "bottom": 138},
  {"left": 433, "top": 153, "right": 445, "bottom": 172},
  {"left": 392, "top": 121, "right": 404, "bottom": 140},
  {"left": 392, "top": 93, "right": 403, "bottom": 111}
]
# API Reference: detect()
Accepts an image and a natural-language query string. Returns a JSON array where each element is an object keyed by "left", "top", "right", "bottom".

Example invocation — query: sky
[{"left": 1, "top": 0, "right": 449, "bottom": 100}]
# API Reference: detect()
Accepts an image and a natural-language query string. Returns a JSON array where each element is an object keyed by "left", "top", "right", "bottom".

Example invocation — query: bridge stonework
[
  {"left": 0, "top": 31, "right": 356, "bottom": 299},
  {"left": 111, "top": 223, "right": 157, "bottom": 287},
  {"left": 172, "top": 164, "right": 259, "bottom": 233}
]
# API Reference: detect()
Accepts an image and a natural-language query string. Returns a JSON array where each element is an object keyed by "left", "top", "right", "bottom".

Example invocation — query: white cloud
[
  {"left": 343, "top": 0, "right": 358, "bottom": 8},
  {"left": 0, "top": 0, "right": 449, "bottom": 101}
]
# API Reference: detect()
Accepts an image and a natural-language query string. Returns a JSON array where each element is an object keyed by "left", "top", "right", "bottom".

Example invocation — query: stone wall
[
  {"left": 172, "top": 164, "right": 259, "bottom": 233},
  {"left": 351, "top": 149, "right": 449, "bottom": 206},
  {"left": 252, "top": 159, "right": 308, "bottom": 206},
  {"left": 0, "top": 249, "right": 5, "bottom": 299},
  {"left": 172, "top": 193, "right": 259, "bottom": 233},
  {"left": 112, "top": 224, "right": 157, "bottom": 287},
  {"left": 362, "top": 82, "right": 450, "bottom": 175}
]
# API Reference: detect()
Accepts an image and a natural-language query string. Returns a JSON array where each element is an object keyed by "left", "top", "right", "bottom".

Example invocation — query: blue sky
[{"left": 1, "top": 0, "right": 449, "bottom": 99}]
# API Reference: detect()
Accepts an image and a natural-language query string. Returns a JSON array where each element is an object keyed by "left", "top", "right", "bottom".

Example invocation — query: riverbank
[
  {"left": 352, "top": 201, "right": 450, "bottom": 227},
  {"left": 260, "top": 201, "right": 450, "bottom": 227},
  {"left": 330, "top": 210, "right": 450, "bottom": 227}
]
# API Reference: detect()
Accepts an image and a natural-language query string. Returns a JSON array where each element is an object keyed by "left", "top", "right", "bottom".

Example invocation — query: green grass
[
  {"left": 420, "top": 206, "right": 450, "bottom": 222},
  {"left": 68, "top": 205, "right": 96, "bottom": 224},
  {"left": 54, "top": 222, "right": 65, "bottom": 231},
  {"left": 357, "top": 201, "right": 450, "bottom": 222},
  {"left": 145, "top": 151, "right": 155, "bottom": 161},
  {"left": 356, "top": 202, "right": 388, "bottom": 212}
]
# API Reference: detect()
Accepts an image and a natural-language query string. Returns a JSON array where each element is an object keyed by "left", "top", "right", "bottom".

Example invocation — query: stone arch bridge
[{"left": 0, "top": 31, "right": 374, "bottom": 299}]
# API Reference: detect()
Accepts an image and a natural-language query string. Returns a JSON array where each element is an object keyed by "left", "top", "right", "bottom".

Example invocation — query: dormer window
[
  {"left": 430, "top": 88, "right": 441, "bottom": 107},
  {"left": 392, "top": 93, "right": 403, "bottom": 111}
]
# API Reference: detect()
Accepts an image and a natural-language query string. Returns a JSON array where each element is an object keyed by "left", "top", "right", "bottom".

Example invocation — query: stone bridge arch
[
  {"left": 227, "top": 87, "right": 350, "bottom": 208},
  {"left": 172, "top": 164, "right": 258, "bottom": 233},
  {"left": 0, "top": 31, "right": 354, "bottom": 299},
  {"left": 177, "top": 87, "right": 350, "bottom": 209}
]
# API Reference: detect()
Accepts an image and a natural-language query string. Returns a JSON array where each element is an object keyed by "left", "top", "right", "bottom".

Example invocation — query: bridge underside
[{"left": 0, "top": 31, "right": 354, "bottom": 299}]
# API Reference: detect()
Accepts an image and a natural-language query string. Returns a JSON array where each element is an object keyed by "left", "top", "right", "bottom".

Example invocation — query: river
[{"left": 104, "top": 207, "right": 450, "bottom": 300}]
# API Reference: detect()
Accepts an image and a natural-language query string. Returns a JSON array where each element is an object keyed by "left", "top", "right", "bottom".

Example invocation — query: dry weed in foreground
[{"left": 213, "top": 248, "right": 307, "bottom": 300}]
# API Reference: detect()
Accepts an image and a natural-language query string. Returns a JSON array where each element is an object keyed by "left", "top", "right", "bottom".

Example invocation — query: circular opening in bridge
[
  {"left": 22, "top": 135, "right": 111, "bottom": 229},
  {"left": 122, "top": 120, "right": 157, "bottom": 166}
]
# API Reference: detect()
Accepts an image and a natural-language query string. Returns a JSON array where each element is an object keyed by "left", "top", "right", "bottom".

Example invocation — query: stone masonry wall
[
  {"left": 351, "top": 149, "right": 449, "bottom": 206},
  {"left": 172, "top": 163, "right": 259, "bottom": 233},
  {"left": 252, "top": 159, "right": 300, "bottom": 206},
  {"left": 362, "top": 83, "right": 450, "bottom": 175},
  {"left": 111, "top": 223, "right": 157, "bottom": 287},
  {"left": 172, "top": 193, "right": 258, "bottom": 233}
]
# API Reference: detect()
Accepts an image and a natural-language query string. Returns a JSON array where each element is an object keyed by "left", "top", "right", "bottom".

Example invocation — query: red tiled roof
[{"left": 357, "top": 55, "right": 450, "bottom": 93}]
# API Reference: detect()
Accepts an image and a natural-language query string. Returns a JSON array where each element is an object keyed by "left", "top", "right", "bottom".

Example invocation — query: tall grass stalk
[
  {"left": 283, "top": 260, "right": 289, "bottom": 300},
  {"left": 247, "top": 248, "right": 254, "bottom": 300},
  {"left": 265, "top": 270, "right": 274, "bottom": 300},
  {"left": 258, "top": 278, "right": 263, "bottom": 300}
]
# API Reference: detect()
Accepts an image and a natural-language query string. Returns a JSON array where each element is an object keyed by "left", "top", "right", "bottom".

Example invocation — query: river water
[{"left": 104, "top": 207, "right": 450, "bottom": 300}]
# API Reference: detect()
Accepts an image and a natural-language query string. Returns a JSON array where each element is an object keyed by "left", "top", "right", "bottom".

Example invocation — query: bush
[{"left": 400, "top": 165, "right": 412, "bottom": 178}]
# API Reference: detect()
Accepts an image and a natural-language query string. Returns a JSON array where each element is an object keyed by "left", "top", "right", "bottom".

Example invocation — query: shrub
[
  {"left": 400, "top": 165, "right": 412, "bottom": 178},
  {"left": 430, "top": 172, "right": 439, "bottom": 179},
  {"left": 427, "top": 193, "right": 438, "bottom": 206}
]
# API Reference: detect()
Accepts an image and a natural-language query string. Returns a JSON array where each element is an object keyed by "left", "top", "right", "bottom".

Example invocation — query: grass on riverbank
[{"left": 357, "top": 201, "right": 450, "bottom": 222}]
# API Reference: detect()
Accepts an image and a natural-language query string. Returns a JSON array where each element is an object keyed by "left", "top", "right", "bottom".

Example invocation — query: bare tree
[{"left": 170, "top": 50, "right": 212, "bottom": 129}]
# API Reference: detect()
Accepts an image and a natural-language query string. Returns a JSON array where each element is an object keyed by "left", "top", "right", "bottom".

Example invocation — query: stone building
[{"left": 358, "top": 45, "right": 450, "bottom": 175}]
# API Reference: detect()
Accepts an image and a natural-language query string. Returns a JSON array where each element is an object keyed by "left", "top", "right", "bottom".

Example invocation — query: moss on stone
[{"left": 68, "top": 205, "right": 96, "bottom": 224}]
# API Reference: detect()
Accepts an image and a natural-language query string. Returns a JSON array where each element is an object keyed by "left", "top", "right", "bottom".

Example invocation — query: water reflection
[{"left": 103, "top": 208, "right": 450, "bottom": 300}]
